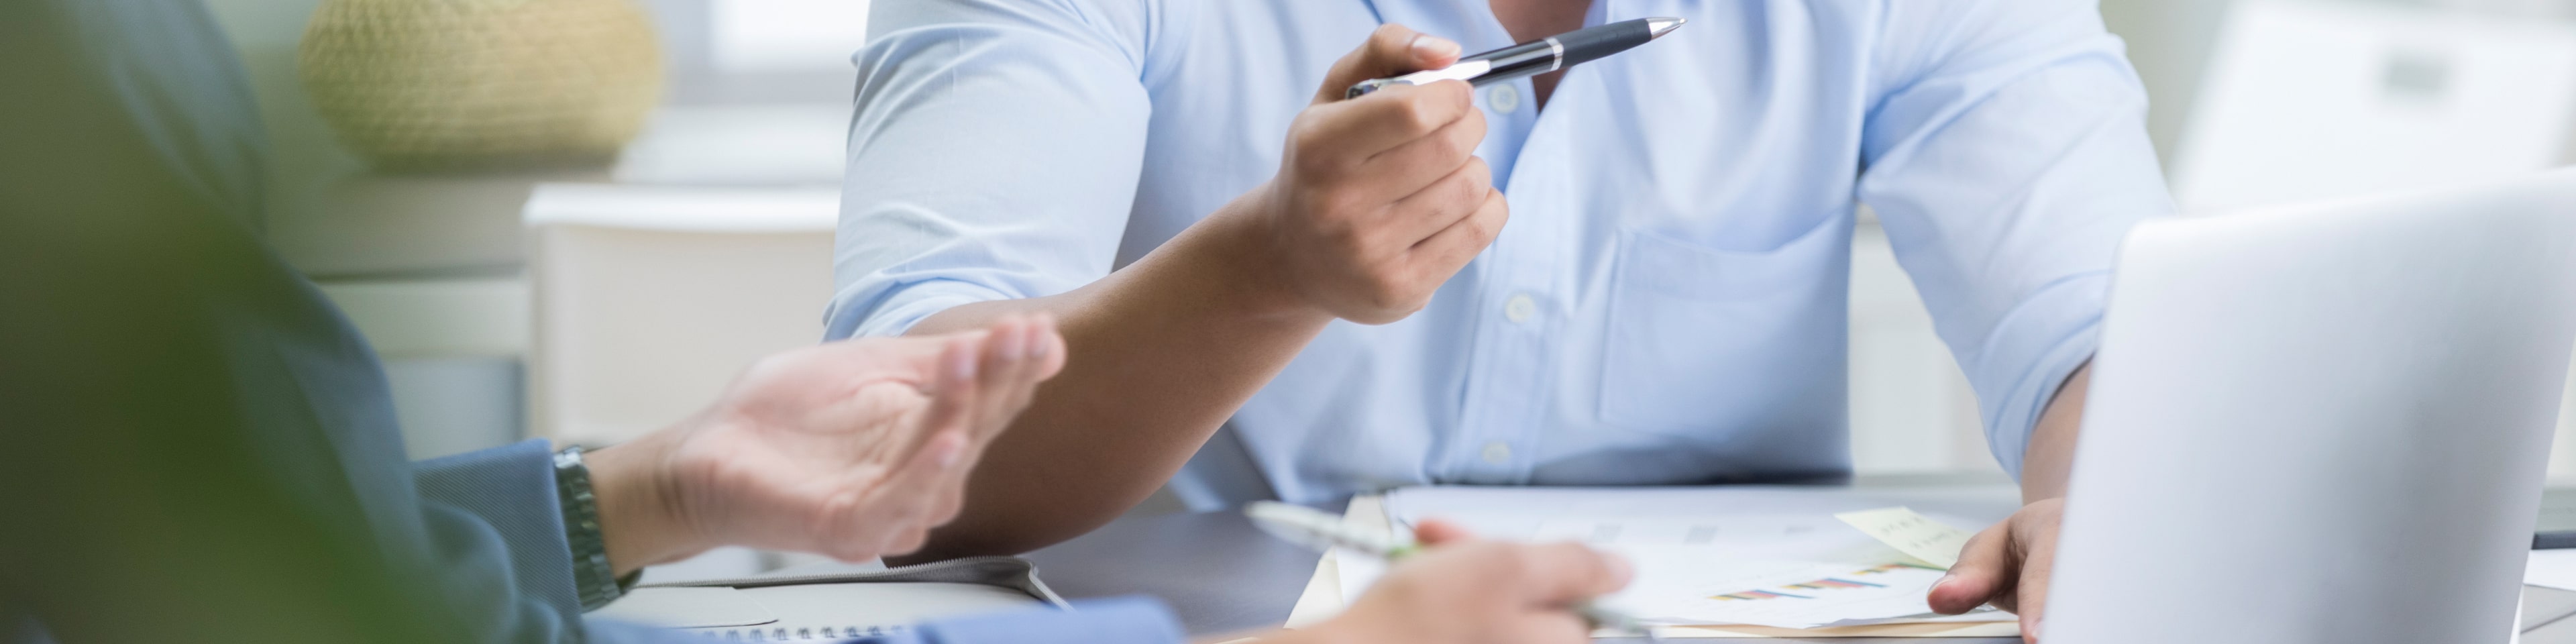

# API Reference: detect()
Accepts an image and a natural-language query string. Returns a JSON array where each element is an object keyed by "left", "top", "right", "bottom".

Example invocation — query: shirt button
[
  {"left": 1481, "top": 441, "right": 1513, "bottom": 464},
  {"left": 1503, "top": 294, "right": 1538, "bottom": 323},
  {"left": 1488, "top": 84, "right": 1522, "bottom": 114}
]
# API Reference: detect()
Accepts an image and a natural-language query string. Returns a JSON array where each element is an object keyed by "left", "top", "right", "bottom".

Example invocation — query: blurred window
[{"left": 710, "top": 0, "right": 872, "bottom": 72}]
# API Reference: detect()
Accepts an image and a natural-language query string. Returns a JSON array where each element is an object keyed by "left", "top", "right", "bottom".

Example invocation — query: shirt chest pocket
[{"left": 1598, "top": 219, "right": 1851, "bottom": 435}]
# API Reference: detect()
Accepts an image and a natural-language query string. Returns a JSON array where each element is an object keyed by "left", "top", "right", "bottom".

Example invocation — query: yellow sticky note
[{"left": 1834, "top": 506, "right": 1974, "bottom": 569}]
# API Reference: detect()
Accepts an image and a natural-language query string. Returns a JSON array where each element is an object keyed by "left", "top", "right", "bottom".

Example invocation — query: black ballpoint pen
[{"left": 1346, "top": 17, "right": 1686, "bottom": 99}]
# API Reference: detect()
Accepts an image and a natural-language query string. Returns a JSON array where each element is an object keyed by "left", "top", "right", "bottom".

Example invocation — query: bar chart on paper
[
  {"left": 1712, "top": 563, "right": 1939, "bottom": 601},
  {"left": 1371, "top": 486, "right": 2023, "bottom": 631},
  {"left": 1608, "top": 557, "right": 2004, "bottom": 629}
]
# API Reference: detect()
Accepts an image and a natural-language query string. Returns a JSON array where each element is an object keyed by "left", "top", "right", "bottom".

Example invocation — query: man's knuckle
[
  {"left": 1452, "top": 131, "right": 1494, "bottom": 163},
  {"left": 1462, "top": 218, "right": 1496, "bottom": 245},
  {"left": 1439, "top": 80, "right": 1473, "bottom": 105},
  {"left": 1401, "top": 99, "right": 1446, "bottom": 134},
  {"left": 1426, "top": 136, "right": 1470, "bottom": 169},
  {"left": 1371, "top": 24, "right": 1413, "bottom": 50},
  {"left": 1446, "top": 170, "right": 1484, "bottom": 202},
  {"left": 1287, "top": 121, "right": 1330, "bottom": 154}
]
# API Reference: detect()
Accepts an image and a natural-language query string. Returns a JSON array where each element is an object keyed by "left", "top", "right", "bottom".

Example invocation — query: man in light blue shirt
[{"left": 833, "top": 0, "right": 2170, "bottom": 631}]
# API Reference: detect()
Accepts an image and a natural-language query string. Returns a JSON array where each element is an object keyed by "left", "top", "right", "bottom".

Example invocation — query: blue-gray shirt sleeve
[
  {"left": 411, "top": 438, "right": 1194, "bottom": 644},
  {"left": 413, "top": 440, "right": 593, "bottom": 643},
  {"left": 580, "top": 597, "right": 1185, "bottom": 644},
  {"left": 912, "top": 597, "right": 1185, "bottom": 644}
]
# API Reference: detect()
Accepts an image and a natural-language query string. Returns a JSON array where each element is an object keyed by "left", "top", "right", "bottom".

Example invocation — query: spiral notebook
[{"left": 594, "top": 556, "right": 1069, "bottom": 640}]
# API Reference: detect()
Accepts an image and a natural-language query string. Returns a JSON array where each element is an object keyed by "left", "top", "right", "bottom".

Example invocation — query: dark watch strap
[{"left": 553, "top": 445, "right": 625, "bottom": 610}]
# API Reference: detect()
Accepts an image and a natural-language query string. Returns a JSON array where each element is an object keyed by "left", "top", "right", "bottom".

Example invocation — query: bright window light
[{"left": 710, "top": 0, "right": 873, "bottom": 72}]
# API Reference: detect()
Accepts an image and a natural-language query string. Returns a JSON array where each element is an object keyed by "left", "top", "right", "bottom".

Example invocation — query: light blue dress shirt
[{"left": 830, "top": 0, "right": 2173, "bottom": 508}]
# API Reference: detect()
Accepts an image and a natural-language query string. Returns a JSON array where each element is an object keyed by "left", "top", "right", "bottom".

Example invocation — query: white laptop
[{"left": 2045, "top": 169, "right": 2576, "bottom": 643}]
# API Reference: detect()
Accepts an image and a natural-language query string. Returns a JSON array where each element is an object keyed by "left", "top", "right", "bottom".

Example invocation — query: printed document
[{"left": 1354, "top": 486, "right": 2022, "bottom": 630}]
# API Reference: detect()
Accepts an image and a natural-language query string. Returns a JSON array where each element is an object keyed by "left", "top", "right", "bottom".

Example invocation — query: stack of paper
[{"left": 1307, "top": 486, "right": 2028, "bottom": 637}]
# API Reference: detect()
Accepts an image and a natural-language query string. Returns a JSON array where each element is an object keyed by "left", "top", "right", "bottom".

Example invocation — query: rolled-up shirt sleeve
[
  {"left": 1855, "top": 0, "right": 2172, "bottom": 478},
  {"left": 828, "top": 0, "right": 1161, "bottom": 340}
]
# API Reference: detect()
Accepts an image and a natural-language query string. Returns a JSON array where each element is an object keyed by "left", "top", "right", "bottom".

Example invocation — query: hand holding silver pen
[
  {"left": 1345, "top": 17, "right": 1685, "bottom": 99},
  {"left": 1248, "top": 502, "right": 1658, "bottom": 642}
]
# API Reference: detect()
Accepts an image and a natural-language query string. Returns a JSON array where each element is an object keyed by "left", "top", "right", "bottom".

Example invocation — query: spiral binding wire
[{"left": 695, "top": 624, "right": 908, "bottom": 641}]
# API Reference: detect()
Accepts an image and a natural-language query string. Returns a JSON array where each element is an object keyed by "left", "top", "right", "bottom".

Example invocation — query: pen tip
[{"left": 1647, "top": 17, "right": 1686, "bottom": 39}]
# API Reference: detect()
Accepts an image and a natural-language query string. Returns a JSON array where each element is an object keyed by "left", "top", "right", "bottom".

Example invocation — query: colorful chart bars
[
  {"left": 1851, "top": 561, "right": 1945, "bottom": 575},
  {"left": 1784, "top": 578, "right": 1886, "bottom": 591},
  {"left": 1710, "top": 589, "right": 1813, "bottom": 601},
  {"left": 1707, "top": 561, "right": 1942, "bottom": 601}
]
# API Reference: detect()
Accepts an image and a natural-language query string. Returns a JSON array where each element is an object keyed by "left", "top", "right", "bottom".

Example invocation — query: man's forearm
[
  {"left": 2019, "top": 362, "right": 2092, "bottom": 503},
  {"left": 898, "top": 201, "right": 1336, "bottom": 559},
  {"left": 885, "top": 30, "right": 1501, "bottom": 557}
]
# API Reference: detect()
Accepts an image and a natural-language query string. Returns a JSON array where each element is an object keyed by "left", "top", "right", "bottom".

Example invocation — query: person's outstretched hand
[
  {"left": 588, "top": 315, "right": 1066, "bottom": 572},
  {"left": 1926, "top": 498, "right": 2063, "bottom": 643},
  {"left": 1289, "top": 519, "right": 1633, "bottom": 644}
]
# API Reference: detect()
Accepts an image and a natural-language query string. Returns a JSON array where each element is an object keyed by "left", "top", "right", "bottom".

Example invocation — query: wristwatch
[{"left": 553, "top": 445, "right": 639, "bottom": 610}]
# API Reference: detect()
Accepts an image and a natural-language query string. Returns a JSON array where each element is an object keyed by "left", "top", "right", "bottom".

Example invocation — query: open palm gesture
[{"left": 594, "top": 315, "right": 1064, "bottom": 568}]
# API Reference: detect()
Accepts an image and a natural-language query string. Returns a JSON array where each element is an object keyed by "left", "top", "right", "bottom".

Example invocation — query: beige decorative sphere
[{"left": 299, "top": 0, "right": 665, "bottom": 170}]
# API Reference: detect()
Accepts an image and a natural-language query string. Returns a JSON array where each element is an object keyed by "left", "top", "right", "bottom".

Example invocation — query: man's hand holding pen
[{"left": 1216, "top": 23, "right": 1509, "bottom": 327}]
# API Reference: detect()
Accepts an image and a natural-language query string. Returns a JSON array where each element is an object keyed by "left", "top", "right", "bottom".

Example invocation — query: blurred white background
[
  {"left": 1858, "top": 0, "right": 2576, "bottom": 478},
  {"left": 194, "top": 0, "right": 2576, "bottom": 513}
]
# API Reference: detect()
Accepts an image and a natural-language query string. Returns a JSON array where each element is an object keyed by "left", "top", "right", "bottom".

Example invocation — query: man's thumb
[{"left": 1313, "top": 23, "right": 1462, "bottom": 103}]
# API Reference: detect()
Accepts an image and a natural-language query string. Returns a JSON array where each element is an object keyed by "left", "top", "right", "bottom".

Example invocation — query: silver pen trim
[
  {"left": 1544, "top": 36, "right": 1566, "bottom": 72},
  {"left": 1647, "top": 17, "right": 1686, "bottom": 40}
]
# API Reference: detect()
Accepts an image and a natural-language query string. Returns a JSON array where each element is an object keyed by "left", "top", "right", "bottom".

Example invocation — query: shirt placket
[{"left": 1444, "top": 78, "right": 1565, "bottom": 484}]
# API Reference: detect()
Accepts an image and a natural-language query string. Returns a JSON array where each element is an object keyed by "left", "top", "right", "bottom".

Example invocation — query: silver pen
[
  {"left": 1246, "top": 501, "right": 1658, "bottom": 640},
  {"left": 1346, "top": 17, "right": 1686, "bottom": 99}
]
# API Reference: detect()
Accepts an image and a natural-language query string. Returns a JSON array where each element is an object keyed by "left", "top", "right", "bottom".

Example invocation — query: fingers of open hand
[
  {"left": 918, "top": 332, "right": 985, "bottom": 437},
  {"left": 1028, "top": 315, "right": 1067, "bottom": 379},
  {"left": 969, "top": 315, "right": 1053, "bottom": 443},
  {"left": 1930, "top": 519, "right": 2020, "bottom": 615},
  {"left": 816, "top": 355, "right": 991, "bottom": 560},
  {"left": 1314, "top": 23, "right": 1461, "bottom": 104},
  {"left": 868, "top": 314, "right": 1064, "bottom": 556},
  {"left": 802, "top": 327, "right": 973, "bottom": 390},
  {"left": 824, "top": 430, "right": 967, "bottom": 561}
]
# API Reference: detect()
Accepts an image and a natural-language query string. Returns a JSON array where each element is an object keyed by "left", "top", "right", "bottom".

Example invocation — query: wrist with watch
[{"left": 552, "top": 445, "right": 641, "bottom": 610}]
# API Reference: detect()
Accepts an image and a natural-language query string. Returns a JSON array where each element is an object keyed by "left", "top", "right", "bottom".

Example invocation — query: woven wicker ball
[{"left": 299, "top": 0, "right": 665, "bottom": 170}]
